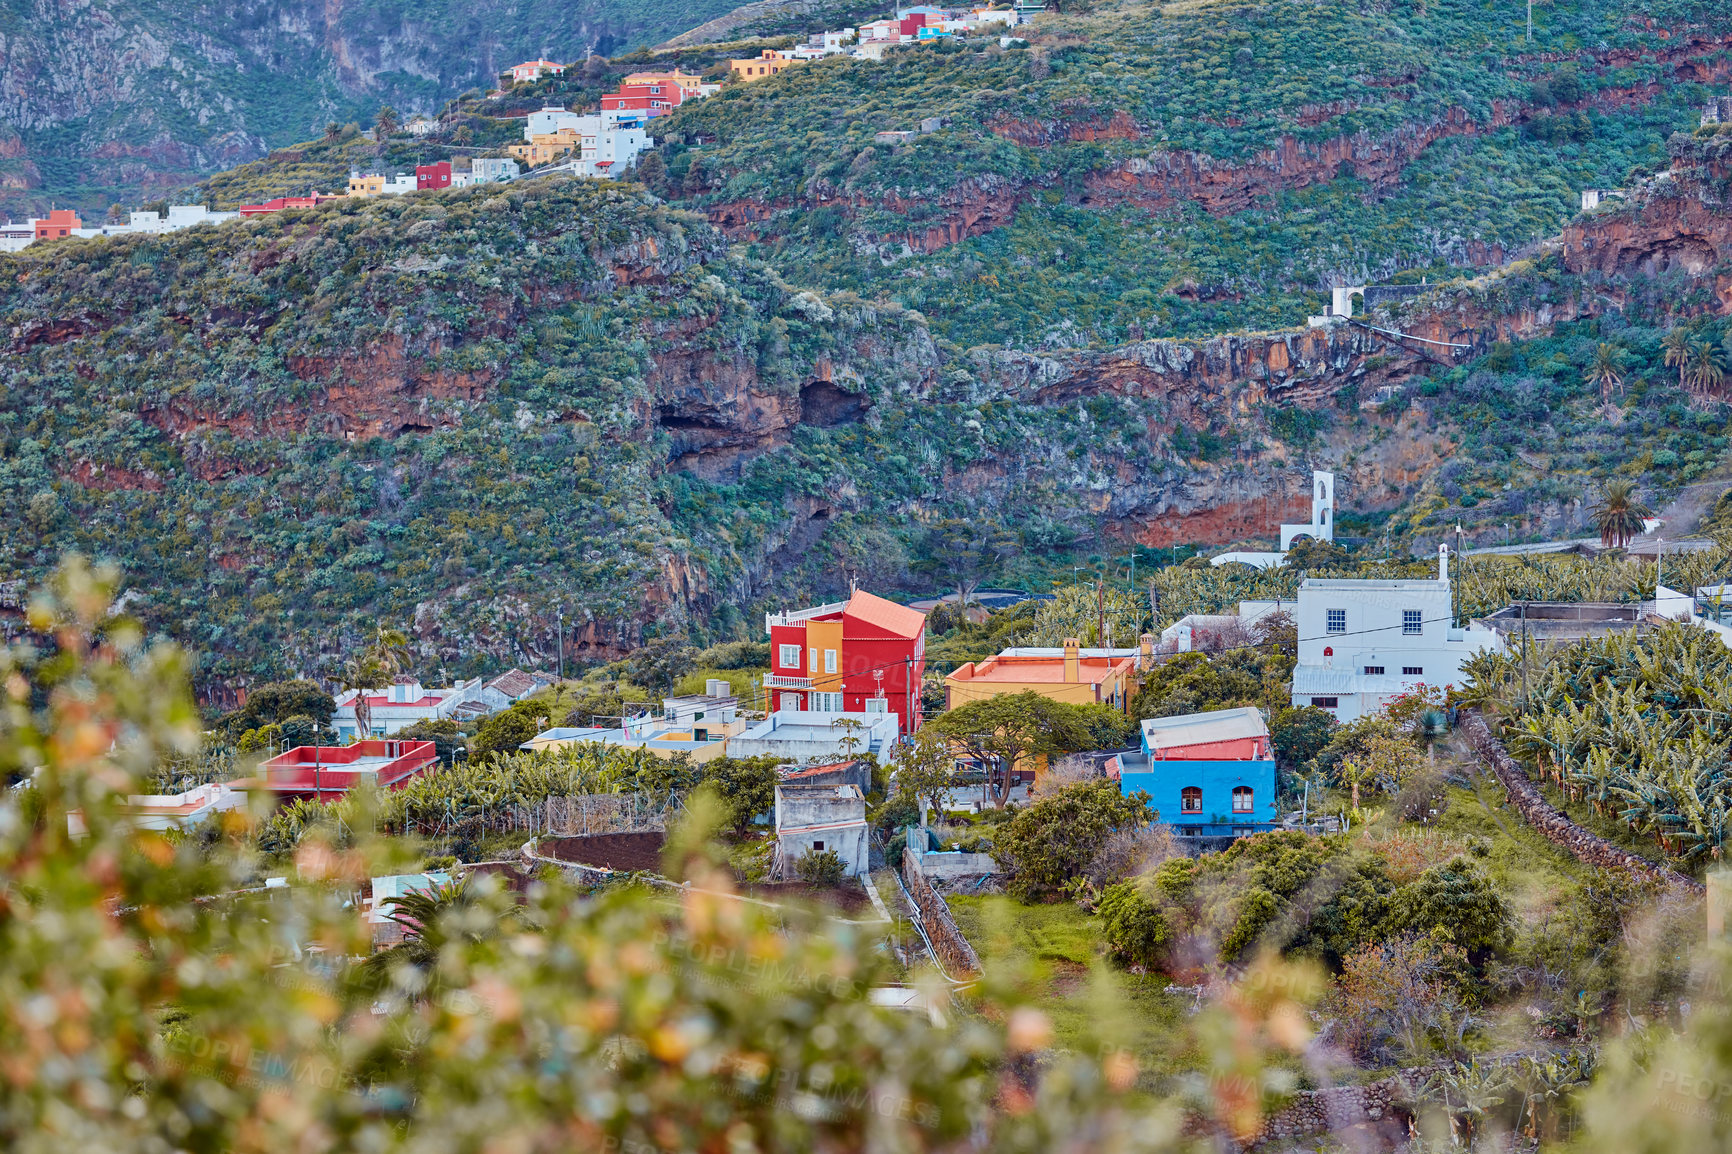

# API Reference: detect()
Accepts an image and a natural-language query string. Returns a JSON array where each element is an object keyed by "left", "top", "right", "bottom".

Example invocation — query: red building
[
  {"left": 600, "top": 82, "right": 689, "bottom": 117},
  {"left": 765, "top": 590, "right": 926, "bottom": 734},
  {"left": 235, "top": 739, "right": 438, "bottom": 801},
  {"left": 899, "top": 13, "right": 929, "bottom": 36},
  {"left": 238, "top": 194, "right": 343, "bottom": 217},
  {"left": 34, "top": 209, "right": 81, "bottom": 239},
  {"left": 416, "top": 161, "right": 452, "bottom": 190}
]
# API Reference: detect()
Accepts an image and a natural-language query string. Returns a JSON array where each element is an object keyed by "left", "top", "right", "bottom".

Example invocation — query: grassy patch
[{"left": 947, "top": 894, "right": 1192, "bottom": 1073}]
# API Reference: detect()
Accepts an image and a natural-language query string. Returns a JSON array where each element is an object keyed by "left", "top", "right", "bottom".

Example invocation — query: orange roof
[
  {"left": 948, "top": 654, "right": 1133, "bottom": 686},
  {"left": 844, "top": 590, "right": 925, "bottom": 639}
]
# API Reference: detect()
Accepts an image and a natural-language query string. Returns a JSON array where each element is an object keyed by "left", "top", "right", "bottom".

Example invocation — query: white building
[
  {"left": 68, "top": 781, "right": 246, "bottom": 836},
  {"left": 405, "top": 116, "right": 438, "bottom": 137},
  {"left": 1289, "top": 545, "right": 1501, "bottom": 721},
  {"left": 728, "top": 708, "right": 902, "bottom": 762},
  {"left": 0, "top": 220, "right": 35, "bottom": 252},
  {"left": 333, "top": 676, "right": 483, "bottom": 740},
  {"left": 469, "top": 157, "right": 520, "bottom": 183},
  {"left": 773, "top": 783, "right": 869, "bottom": 879}
]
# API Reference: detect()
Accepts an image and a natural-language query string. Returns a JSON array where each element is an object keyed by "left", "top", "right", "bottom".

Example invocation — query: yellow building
[
  {"left": 508, "top": 129, "right": 581, "bottom": 166},
  {"left": 347, "top": 172, "right": 386, "bottom": 197},
  {"left": 729, "top": 49, "right": 797, "bottom": 81},
  {"left": 945, "top": 638, "right": 1137, "bottom": 712},
  {"left": 623, "top": 68, "right": 706, "bottom": 93}
]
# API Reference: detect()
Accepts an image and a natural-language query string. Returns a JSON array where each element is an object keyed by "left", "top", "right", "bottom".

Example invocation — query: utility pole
[
  {"left": 1521, "top": 600, "right": 1532, "bottom": 706},
  {"left": 1096, "top": 577, "right": 1106, "bottom": 651},
  {"left": 1526, "top": 0, "right": 1533, "bottom": 42},
  {"left": 557, "top": 607, "right": 565, "bottom": 681}
]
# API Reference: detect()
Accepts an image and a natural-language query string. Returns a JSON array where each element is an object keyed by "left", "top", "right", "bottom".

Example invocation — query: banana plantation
[
  {"left": 1471, "top": 623, "right": 1732, "bottom": 866},
  {"left": 254, "top": 743, "right": 692, "bottom": 855}
]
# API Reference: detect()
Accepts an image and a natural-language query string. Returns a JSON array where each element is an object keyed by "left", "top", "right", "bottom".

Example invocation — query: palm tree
[
  {"left": 1590, "top": 479, "right": 1653, "bottom": 549},
  {"left": 1687, "top": 340, "right": 1727, "bottom": 398},
  {"left": 342, "top": 625, "right": 412, "bottom": 741},
  {"left": 1584, "top": 342, "right": 1624, "bottom": 406},
  {"left": 341, "top": 654, "right": 389, "bottom": 742},
  {"left": 1662, "top": 327, "right": 1692, "bottom": 389}
]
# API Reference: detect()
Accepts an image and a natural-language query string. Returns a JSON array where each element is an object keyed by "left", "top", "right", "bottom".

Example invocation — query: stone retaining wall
[
  {"left": 1460, "top": 712, "right": 1704, "bottom": 896},
  {"left": 901, "top": 846, "right": 982, "bottom": 975},
  {"left": 1249, "top": 1072, "right": 1419, "bottom": 1147}
]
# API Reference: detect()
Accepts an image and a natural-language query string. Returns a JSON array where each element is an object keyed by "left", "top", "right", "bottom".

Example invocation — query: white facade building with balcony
[{"left": 1289, "top": 545, "right": 1502, "bottom": 721}]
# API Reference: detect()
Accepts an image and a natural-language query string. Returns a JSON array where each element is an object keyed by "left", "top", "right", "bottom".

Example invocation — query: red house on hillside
[
  {"left": 238, "top": 194, "right": 343, "bottom": 217},
  {"left": 600, "top": 82, "right": 689, "bottom": 117},
  {"left": 416, "top": 161, "right": 452, "bottom": 190},
  {"left": 34, "top": 209, "right": 81, "bottom": 239},
  {"left": 765, "top": 590, "right": 926, "bottom": 734}
]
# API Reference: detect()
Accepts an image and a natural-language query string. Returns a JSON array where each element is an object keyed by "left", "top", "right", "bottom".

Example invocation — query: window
[
  {"left": 813, "top": 692, "right": 844, "bottom": 711},
  {"left": 824, "top": 648, "right": 838, "bottom": 674},
  {"left": 809, "top": 647, "right": 818, "bottom": 671},
  {"left": 812, "top": 841, "right": 825, "bottom": 852},
  {"left": 778, "top": 643, "right": 802, "bottom": 669},
  {"left": 1180, "top": 787, "right": 1203, "bottom": 814},
  {"left": 1364, "top": 666, "right": 1385, "bottom": 675},
  {"left": 1326, "top": 609, "right": 1346, "bottom": 634},
  {"left": 1403, "top": 666, "right": 1424, "bottom": 676},
  {"left": 693, "top": 727, "right": 709, "bottom": 742},
  {"left": 864, "top": 698, "right": 888, "bottom": 714},
  {"left": 1403, "top": 609, "right": 1422, "bottom": 635},
  {"left": 1232, "top": 786, "right": 1254, "bottom": 814},
  {"left": 1310, "top": 697, "right": 1338, "bottom": 708}
]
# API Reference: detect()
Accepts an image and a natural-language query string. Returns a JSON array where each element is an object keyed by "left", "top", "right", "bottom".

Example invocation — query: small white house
[
  {"left": 774, "top": 783, "right": 869, "bottom": 878},
  {"left": 333, "top": 676, "right": 483, "bottom": 739},
  {"left": 1289, "top": 545, "right": 1502, "bottom": 721}
]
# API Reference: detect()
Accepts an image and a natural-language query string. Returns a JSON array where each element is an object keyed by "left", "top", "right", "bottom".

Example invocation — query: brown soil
[
  {"left": 740, "top": 879, "right": 874, "bottom": 913},
  {"left": 542, "top": 832, "right": 666, "bottom": 872}
]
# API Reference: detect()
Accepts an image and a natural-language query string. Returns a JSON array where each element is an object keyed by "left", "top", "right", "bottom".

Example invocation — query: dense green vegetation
[{"left": 1477, "top": 622, "right": 1732, "bottom": 865}]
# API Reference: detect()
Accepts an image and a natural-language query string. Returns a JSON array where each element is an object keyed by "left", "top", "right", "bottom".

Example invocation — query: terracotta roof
[
  {"left": 781, "top": 759, "right": 861, "bottom": 780},
  {"left": 844, "top": 590, "right": 925, "bottom": 639},
  {"left": 1139, "top": 707, "right": 1268, "bottom": 751},
  {"left": 948, "top": 653, "right": 1133, "bottom": 685},
  {"left": 487, "top": 668, "right": 548, "bottom": 698}
]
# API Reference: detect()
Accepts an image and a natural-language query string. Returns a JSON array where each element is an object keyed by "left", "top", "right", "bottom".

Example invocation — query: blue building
[{"left": 1108, "top": 707, "right": 1278, "bottom": 833}]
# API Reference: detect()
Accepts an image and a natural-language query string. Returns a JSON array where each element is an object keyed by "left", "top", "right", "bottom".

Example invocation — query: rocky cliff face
[
  {"left": 0, "top": 0, "right": 738, "bottom": 217},
  {"left": 698, "top": 32, "right": 1732, "bottom": 259}
]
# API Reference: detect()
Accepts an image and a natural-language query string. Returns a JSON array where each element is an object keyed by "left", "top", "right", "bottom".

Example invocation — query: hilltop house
[
  {"left": 1289, "top": 545, "right": 1502, "bottom": 721},
  {"left": 1108, "top": 707, "right": 1277, "bottom": 831},
  {"left": 766, "top": 589, "right": 927, "bottom": 734},
  {"left": 510, "top": 59, "right": 565, "bottom": 84},
  {"left": 34, "top": 209, "right": 80, "bottom": 240},
  {"left": 729, "top": 49, "right": 798, "bottom": 81}
]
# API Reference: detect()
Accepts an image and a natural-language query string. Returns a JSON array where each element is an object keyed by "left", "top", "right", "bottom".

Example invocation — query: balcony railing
[{"left": 764, "top": 674, "right": 812, "bottom": 689}]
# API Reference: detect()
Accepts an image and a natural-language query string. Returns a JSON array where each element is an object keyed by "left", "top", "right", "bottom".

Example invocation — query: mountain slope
[
  {"left": 643, "top": 0, "right": 1730, "bottom": 344},
  {"left": 0, "top": 0, "right": 741, "bottom": 218}
]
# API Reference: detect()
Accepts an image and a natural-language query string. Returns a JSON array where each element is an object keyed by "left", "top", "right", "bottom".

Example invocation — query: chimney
[
  {"left": 1063, "top": 637, "right": 1080, "bottom": 683},
  {"left": 1138, "top": 632, "right": 1155, "bottom": 671},
  {"left": 1438, "top": 543, "right": 1450, "bottom": 585}
]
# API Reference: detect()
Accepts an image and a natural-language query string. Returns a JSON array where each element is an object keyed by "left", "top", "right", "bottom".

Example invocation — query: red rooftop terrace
[{"left": 236, "top": 740, "right": 438, "bottom": 801}]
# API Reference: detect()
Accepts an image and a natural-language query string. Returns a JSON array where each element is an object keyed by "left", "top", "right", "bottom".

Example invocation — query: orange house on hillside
[{"left": 34, "top": 209, "right": 81, "bottom": 240}]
